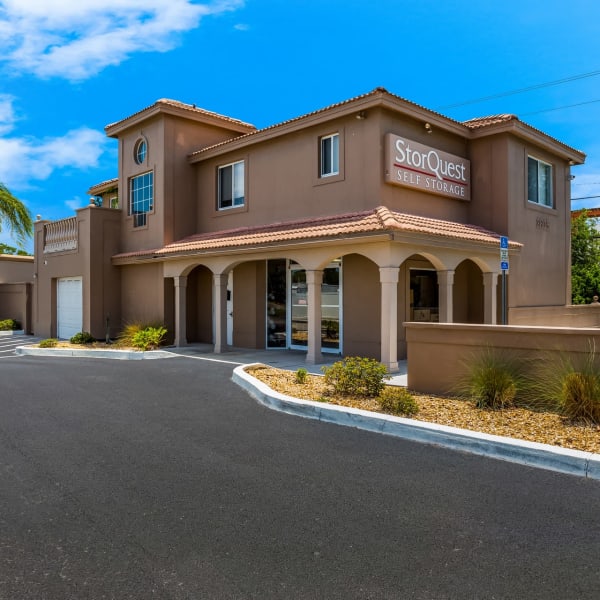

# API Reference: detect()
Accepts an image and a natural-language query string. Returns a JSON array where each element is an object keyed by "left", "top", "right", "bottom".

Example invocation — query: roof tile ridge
[
  {"left": 166, "top": 209, "right": 380, "bottom": 247},
  {"left": 374, "top": 205, "right": 400, "bottom": 228}
]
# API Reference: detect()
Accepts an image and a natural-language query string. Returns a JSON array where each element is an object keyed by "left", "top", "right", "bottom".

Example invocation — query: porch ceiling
[{"left": 112, "top": 206, "right": 521, "bottom": 265}]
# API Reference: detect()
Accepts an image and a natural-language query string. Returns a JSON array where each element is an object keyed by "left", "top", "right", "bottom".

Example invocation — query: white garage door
[{"left": 57, "top": 277, "right": 83, "bottom": 339}]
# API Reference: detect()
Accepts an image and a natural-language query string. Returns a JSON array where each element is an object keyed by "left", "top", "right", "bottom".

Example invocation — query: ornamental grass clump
[
  {"left": 527, "top": 342, "right": 600, "bottom": 424},
  {"left": 322, "top": 356, "right": 390, "bottom": 398},
  {"left": 456, "top": 348, "right": 524, "bottom": 410}
]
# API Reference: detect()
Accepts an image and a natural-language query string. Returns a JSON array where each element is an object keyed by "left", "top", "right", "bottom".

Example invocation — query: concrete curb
[
  {"left": 233, "top": 364, "right": 600, "bottom": 480},
  {"left": 0, "top": 330, "right": 25, "bottom": 336},
  {"left": 15, "top": 346, "right": 175, "bottom": 360}
]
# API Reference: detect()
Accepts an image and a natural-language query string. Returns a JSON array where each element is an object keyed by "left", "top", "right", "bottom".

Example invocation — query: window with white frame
[
  {"left": 218, "top": 160, "right": 245, "bottom": 209},
  {"left": 320, "top": 133, "right": 339, "bottom": 177},
  {"left": 527, "top": 156, "right": 553, "bottom": 207},
  {"left": 129, "top": 171, "right": 154, "bottom": 227}
]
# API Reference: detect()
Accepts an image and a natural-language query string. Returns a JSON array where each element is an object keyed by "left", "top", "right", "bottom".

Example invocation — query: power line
[
  {"left": 438, "top": 69, "right": 600, "bottom": 109},
  {"left": 520, "top": 98, "right": 600, "bottom": 116},
  {"left": 572, "top": 195, "right": 600, "bottom": 201}
]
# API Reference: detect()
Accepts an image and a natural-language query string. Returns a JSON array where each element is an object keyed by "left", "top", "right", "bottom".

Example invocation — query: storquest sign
[{"left": 384, "top": 133, "right": 471, "bottom": 201}]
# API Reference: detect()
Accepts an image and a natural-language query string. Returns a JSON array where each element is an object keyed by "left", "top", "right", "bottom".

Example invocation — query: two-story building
[{"left": 32, "top": 87, "right": 585, "bottom": 371}]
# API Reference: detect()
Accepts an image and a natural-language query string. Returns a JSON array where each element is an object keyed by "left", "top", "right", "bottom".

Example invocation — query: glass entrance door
[
  {"left": 288, "top": 262, "right": 341, "bottom": 353},
  {"left": 290, "top": 267, "right": 308, "bottom": 349},
  {"left": 321, "top": 265, "right": 340, "bottom": 352}
]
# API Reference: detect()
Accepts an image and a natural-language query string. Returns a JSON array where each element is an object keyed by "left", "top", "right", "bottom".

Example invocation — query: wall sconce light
[
  {"left": 356, "top": 111, "right": 367, "bottom": 120},
  {"left": 424, "top": 123, "right": 432, "bottom": 134}
]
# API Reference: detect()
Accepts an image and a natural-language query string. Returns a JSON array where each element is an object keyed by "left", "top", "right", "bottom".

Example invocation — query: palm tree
[{"left": 0, "top": 182, "right": 33, "bottom": 249}]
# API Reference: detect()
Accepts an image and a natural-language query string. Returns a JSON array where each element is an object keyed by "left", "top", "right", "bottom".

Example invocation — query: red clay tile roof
[
  {"left": 113, "top": 206, "right": 520, "bottom": 262},
  {"left": 105, "top": 98, "right": 255, "bottom": 134},
  {"left": 187, "top": 88, "right": 584, "bottom": 163},
  {"left": 87, "top": 177, "right": 118, "bottom": 194},
  {"left": 464, "top": 113, "right": 584, "bottom": 159},
  {"left": 188, "top": 87, "right": 469, "bottom": 159},
  {"left": 463, "top": 114, "right": 517, "bottom": 128}
]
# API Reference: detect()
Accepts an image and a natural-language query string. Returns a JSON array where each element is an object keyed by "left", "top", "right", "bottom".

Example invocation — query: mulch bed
[{"left": 246, "top": 365, "right": 600, "bottom": 454}]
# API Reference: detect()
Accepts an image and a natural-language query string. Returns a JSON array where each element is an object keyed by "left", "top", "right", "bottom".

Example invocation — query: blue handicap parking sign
[{"left": 500, "top": 236, "right": 508, "bottom": 249}]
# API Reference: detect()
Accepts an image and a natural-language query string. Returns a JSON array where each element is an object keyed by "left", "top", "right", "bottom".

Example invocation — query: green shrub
[
  {"left": 322, "top": 356, "right": 390, "bottom": 398},
  {"left": 69, "top": 331, "right": 95, "bottom": 345},
  {"left": 0, "top": 319, "right": 20, "bottom": 331},
  {"left": 131, "top": 326, "right": 167, "bottom": 351},
  {"left": 295, "top": 367, "right": 308, "bottom": 384},
  {"left": 378, "top": 387, "right": 419, "bottom": 416},
  {"left": 39, "top": 338, "right": 58, "bottom": 348},
  {"left": 456, "top": 348, "right": 523, "bottom": 410}
]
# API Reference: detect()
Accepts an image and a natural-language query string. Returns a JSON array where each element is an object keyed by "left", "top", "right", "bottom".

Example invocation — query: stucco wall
[
  {"left": 0, "top": 255, "right": 34, "bottom": 283},
  {"left": 33, "top": 207, "right": 121, "bottom": 339},
  {"left": 233, "top": 261, "right": 266, "bottom": 349},
  {"left": 120, "top": 262, "right": 166, "bottom": 331},
  {"left": 0, "top": 283, "right": 31, "bottom": 332},
  {"left": 342, "top": 254, "right": 381, "bottom": 359},
  {"left": 405, "top": 322, "right": 600, "bottom": 395},
  {"left": 510, "top": 304, "right": 600, "bottom": 327}
]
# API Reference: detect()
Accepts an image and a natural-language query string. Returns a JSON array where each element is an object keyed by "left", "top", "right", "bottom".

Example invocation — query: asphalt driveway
[{"left": 1, "top": 355, "right": 600, "bottom": 599}]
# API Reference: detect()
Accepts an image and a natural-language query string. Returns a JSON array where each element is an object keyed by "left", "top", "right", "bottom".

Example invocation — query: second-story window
[
  {"left": 218, "top": 160, "right": 245, "bottom": 210},
  {"left": 527, "top": 156, "right": 553, "bottom": 208},
  {"left": 320, "top": 133, "right": 339, "bottom": 177},
  {"left": 129, "top": 171, "right": 154, "bottom": 227}
]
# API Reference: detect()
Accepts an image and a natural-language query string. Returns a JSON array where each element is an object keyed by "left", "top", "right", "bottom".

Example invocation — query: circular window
[{"left": 134, "top": 138, "right": 147, "bottom": 165}]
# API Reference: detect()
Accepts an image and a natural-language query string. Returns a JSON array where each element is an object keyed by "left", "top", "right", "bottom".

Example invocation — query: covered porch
[{"left": 113, "top": 206, "right": 521, "bottom": 372}]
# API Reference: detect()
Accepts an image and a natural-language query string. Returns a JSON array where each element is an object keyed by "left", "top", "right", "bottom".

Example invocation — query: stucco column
[
  {"left": 483, "top": 271, "right": 499, "bottom": 325},
  {"left": 213, "top": 273, "right": 228, "bottom": 354},
  {"left": 380, "top": 267, "right": 400, "bottom": 373},
  {"left": 437, "top": 270, "right": 455, "bottom": 323},
  {"left": 305, "top": 269, "right": 323, "bottom": 365},
  {"left": 174, "top": 276, "right": 187, "bottom": 347}
]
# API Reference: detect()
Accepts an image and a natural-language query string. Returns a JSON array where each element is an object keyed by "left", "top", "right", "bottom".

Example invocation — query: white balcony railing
[{"left": 43, "top": 217, "right": 78, "bottom": 253}]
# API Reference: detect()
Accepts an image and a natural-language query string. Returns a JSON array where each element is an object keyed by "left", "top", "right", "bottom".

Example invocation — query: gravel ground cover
[{"left": 246, "top": 365, "right": 600, "bottom": 454}]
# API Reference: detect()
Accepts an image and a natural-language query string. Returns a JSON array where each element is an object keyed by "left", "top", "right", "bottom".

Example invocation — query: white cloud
[
  {"left": 0, "top": 127, "right": 109, "bottom": 189},
  {"left": 0, "top": 94, "right": 17, "bottom": 135},
  {"left": 0, "top": 0, "right": 244, "bottom": 80},
  {"left": 65, "top": 196, "right": 87, "bottom": 211}
]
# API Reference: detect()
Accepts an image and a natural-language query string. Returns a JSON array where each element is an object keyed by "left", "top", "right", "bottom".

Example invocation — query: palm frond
[{"left": 0, "top": 183, "right": 33, "bottom": 248}]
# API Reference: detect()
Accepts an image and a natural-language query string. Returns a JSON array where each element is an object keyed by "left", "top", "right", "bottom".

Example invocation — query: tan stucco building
[{"left": 32, "top": 88, "right": 585, "bottom": 371}]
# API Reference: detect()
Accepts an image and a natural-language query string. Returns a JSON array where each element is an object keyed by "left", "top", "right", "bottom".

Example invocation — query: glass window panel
[
  {"left": 267, "top": 259, "right": 287, "bottom": 348},
  {"left": 528, "top": 156, "right": 553, "bottom": 207},
  {"left": 320, "top": 134, "right": 339, "bottom": 177},
  {"left": 129, "top": 171, "right": 154, "bottom": 228},
  {"left": 233, "top": 161, "right": 245, "bottom": 206},
  {"left": 331, "top": 134, "right": 339, "bottom": 174},
  {"left": 218, "top": 161, "right": 244, "bottom": 209}
]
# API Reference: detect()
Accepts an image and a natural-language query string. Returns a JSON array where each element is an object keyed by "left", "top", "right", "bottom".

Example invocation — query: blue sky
[{"left": 1, "top": 0, "right": 600, "bottom": 252}]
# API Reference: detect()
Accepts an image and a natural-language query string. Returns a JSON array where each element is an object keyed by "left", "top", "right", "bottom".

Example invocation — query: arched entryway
[
  {"left": 186, "top": 265, "right": 213, "bottom": 343},
  {"left": 453, "top": 259, "right": 484, "bottom": 323}
]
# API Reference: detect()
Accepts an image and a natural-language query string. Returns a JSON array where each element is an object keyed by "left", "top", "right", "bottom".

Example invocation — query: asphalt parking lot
[{"left": 1, "top": 354, "right": 600, "bottom": 599}]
